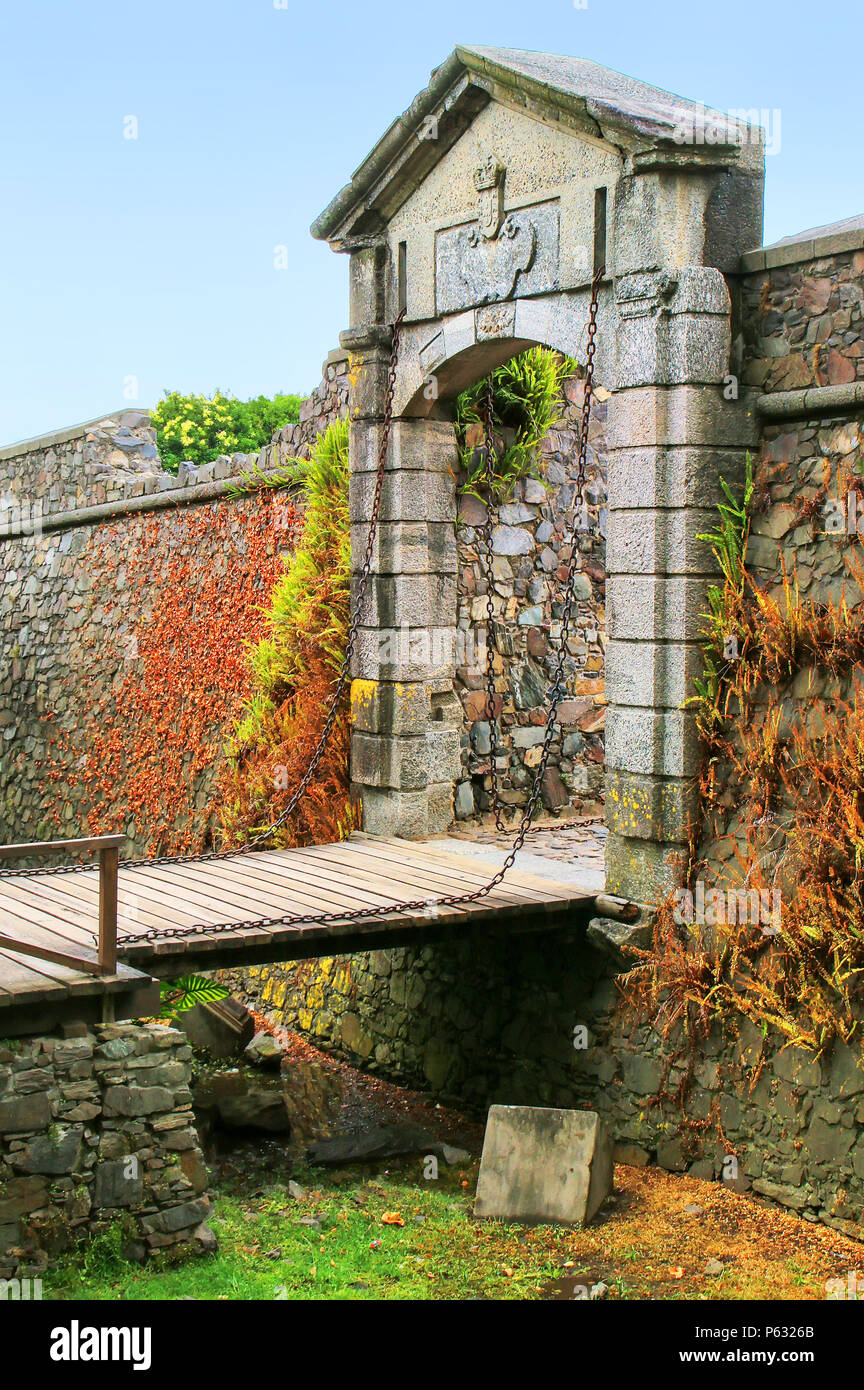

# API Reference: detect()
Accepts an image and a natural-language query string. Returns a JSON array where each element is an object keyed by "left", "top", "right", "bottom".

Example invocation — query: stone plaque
[
  {"left": 474, "top": 1104, "right": 613, "bottom": 1226},
  {"left": 436, "top": 200, "right": 559, "bottom": 315}
]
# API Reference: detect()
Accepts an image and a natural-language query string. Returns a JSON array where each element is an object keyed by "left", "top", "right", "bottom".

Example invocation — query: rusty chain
[{"left": 480, "top": 370, "right": 508, "bottom": 833}]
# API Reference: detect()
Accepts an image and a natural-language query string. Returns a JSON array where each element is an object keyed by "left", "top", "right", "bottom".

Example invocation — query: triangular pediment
[{"left": 312, "top": 45, "right": 759, "bottom": 249}]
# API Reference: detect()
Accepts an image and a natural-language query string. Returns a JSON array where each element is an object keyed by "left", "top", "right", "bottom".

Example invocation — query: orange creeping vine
[{"left": 43, "top": 492, "right": 296, "bottom": 857}]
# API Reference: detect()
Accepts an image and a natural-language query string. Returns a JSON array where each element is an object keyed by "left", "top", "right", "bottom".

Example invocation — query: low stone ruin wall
[{"left": 0, "top": 1023, "right": 211, "bottom": 1280}]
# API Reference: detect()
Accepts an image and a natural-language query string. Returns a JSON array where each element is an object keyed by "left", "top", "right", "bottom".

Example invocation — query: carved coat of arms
[{"left": 456, "top": 157, "right": 536, "bottom": 304}]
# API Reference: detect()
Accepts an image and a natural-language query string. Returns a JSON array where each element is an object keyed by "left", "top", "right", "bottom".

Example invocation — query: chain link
[
  {"left": 575, "top": 265, "right": 603, "bottom": 532},
  {"left": 2, "top": 271, "right": 606, "bottom": 948},
  {"left": 479, "top": 371, "right": 507, "bottom": 833}
]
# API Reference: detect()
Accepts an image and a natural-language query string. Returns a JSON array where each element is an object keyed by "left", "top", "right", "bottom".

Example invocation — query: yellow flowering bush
[{"left": 153, "top": 389, "right": 302, "bottom": 472}]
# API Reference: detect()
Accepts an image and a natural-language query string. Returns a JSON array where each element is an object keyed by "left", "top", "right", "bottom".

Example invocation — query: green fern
[
  {"left": 684, "top": 454, "right": 755, "bottom": 731},
  {"left": 455, "top": 347, "right": 578, "bottom": 500},
  {"left": 226, "top": 419, "right": 350, "bottom": 755},
  {"left": 159, "top": 975, "right": 230, "bottom": 1015}
]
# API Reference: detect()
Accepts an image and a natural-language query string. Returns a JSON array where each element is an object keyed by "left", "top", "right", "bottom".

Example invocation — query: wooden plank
[
  {"left": 0, "top": 834, "right": 125, "bottom": 859},
  {"left": 0, "top": 876, "right": 103, "bottom": 945},
  {"left": 0, "top": 892, "right": 104, "bottom": 957},
  {"left": 372, "top": 838, "right": 587, "bottom": 900},
  {"left": 0, "top": 949, "right": 152, "bottom": 1013},
  {"left": 98, "top": 844, "right": 119, "bottom": 973},
  {"left": 0, "top": 932, "right": 101, "bottom": 976},
  {"left": 279, "top": 841, "right": 503, "bottom": 895},
  {"left": 300, "top": 839, "right": 549, "bottom": 897},
  {"left": 49, "top": 865, "right": 255, "bottom": 933},
  {"left": 0, "top": 947, "right": 152, "bottom": 997},
  {"left": 133, "top": 850, "right": 449, "bottom": 923},
  {"left": 299, "top": 840, "right": 559, "bottom": 906},
  {"left": 0, "top": 885, "right": 160, "bottom": 990},
  {"left": 391, "top": 843, "right": 585, "bottom": 900},
  {"left": 112, "top": 867, "right": 289, "bottom": 956},
  {"left": 159, "top": 855, "right": 409, "bottom": 919},
  {"left": 276, "top": 845, "right": 526, "bottom": 915},
  {"left": 0, "top": 949, "right": 70, "bottom": 1002},
  {"left": 218, "top": 856, "right": 497, "bottom": 928},
  {"left": 111, "top": 866, "right": 434, "bottom": 961},
  {"left": 60, "top": 842, "right": 583, "bottom": 939},
  {"left": 197, "top": 849, "right": 459, "bottom": 910},
  {"left": 122, "top": 862, "right": 355, "bottom": 926},
  {"left": 28, "top": 867, "right": 215, "bottom": 935}
]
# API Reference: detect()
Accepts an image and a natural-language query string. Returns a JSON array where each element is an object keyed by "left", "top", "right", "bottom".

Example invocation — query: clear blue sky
[{"left": 0, "top": 0, "right": 860, "bottom": 445}]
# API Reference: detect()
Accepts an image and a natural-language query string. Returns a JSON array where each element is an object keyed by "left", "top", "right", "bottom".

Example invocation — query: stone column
[
  {"left": 343, "top": 244, "right": 461, "bottom": 839},
  {"left": 604, "top": 151, "right": 760, "bottom": 903}
]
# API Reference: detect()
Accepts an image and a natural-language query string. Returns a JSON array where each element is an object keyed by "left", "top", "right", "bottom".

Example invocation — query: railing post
[{"left": 98, "top": 843, "right": 119, "bottom": 974}]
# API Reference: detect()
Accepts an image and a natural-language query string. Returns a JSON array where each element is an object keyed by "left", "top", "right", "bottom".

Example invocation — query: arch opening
[{"left": 417, "top": 339, "right": 609, "bottom": 834}]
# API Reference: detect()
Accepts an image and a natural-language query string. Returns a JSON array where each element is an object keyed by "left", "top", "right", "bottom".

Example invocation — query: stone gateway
[{"left": 312, "top": 44, "right": 763, "bottom": 904}]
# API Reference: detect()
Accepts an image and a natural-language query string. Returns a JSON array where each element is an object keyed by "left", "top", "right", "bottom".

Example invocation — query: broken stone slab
[
  {"left": 180, "top": 997, "right": 255, "bottom": 1058},
  {"left": 306, "top": 1122, "right": 471, "bottom": 1167},
  {"left": 214, "top": 1093, "right": 291, "bottom": 1134},
  {"left": 586, "top": 914, "right": 651, "bottom": 969},
  {"left": 474, "top": 1105, "right": 613, "bottom": 1227},
  {"left": 243, "top": 1031, "right": 285, "bottom": 1070}
]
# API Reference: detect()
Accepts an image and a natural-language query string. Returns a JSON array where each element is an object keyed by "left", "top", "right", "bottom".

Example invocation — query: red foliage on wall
[{"left": 44, "top": 493, "right": 298, "bottom": 856}]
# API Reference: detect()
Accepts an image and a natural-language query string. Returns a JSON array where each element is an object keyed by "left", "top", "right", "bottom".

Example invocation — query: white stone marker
[{"left": 474, "top": 1105, "right": 613, "bottom": 1226}]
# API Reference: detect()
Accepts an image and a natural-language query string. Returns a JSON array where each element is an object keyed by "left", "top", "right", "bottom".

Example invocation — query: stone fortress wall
[{"left": 0, "top": 359, "right": 348, "bottom": 854}]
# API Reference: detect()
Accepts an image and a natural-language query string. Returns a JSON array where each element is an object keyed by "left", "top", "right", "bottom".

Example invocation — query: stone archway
[
  {"left": 313, "top": 45, "right": 764, "bottom": 905},
  {"left": 406, "top": 326, "right": 611, "bottom": 833}
]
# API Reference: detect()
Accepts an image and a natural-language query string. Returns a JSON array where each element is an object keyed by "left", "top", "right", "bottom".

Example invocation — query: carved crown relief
[
  {"left": 472, "top": 156, "right": 505, "bottom": 239},
  {"left": 461, "top": 157, "right": 536, "bottom": 304},
  {"left": 435, "top": 156, "right": 558, "bottom": 316}
]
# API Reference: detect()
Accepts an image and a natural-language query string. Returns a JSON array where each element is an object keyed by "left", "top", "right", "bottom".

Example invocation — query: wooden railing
[{"left": 0, "top": 834, "right": 124, "bottom": 976}]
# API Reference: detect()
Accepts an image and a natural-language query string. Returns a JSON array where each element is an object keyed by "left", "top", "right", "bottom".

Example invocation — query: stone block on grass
[{"left": 474, "top": 1105, "right": 613, "bottom": 1226}]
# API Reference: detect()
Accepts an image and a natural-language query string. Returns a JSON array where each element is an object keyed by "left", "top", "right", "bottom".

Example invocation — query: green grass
[
  {"left": 46, "top": 1160, "right": 566, "bottom": 1302},
  {"left": 43, "top": 1153, "right": 858, "bottom": 1302}
]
